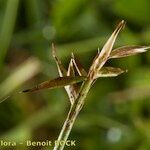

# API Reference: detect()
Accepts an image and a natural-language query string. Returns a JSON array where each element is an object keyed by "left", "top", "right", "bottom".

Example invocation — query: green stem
[{"left": 53, "top": 79, "right": 93, "bottom": 150}]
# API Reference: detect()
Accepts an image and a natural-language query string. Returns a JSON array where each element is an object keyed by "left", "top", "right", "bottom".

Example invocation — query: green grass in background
[{"left": 0, "top": 0, "right": 150, "bottom": 150}]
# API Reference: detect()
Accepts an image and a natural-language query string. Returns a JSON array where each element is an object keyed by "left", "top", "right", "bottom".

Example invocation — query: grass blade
[
  {"left": 22, "top": 76, "right": 86, "bottom": 93},
  {"left": 109, "top": 45, "right": 150, "bottom": 59},
  {"left": 0, "top": 57, "right": 41, "bottom": 102},
  {"left": 0, "top": 0, "right": 19, "bottom": 69}
]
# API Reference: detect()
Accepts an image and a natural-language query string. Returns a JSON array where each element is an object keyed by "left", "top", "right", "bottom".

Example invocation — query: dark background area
[{"left": 0, "top": 0, "right": 150, "bottom": 150}]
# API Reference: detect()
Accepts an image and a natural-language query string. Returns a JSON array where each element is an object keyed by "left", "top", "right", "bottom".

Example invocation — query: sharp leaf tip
[{"left": 21, "top": 89, "right": 31, "bottom": 93}]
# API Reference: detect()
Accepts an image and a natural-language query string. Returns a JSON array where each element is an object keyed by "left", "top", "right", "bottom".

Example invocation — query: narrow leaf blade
[
  {"left": 22, "top": 76, "right": 86, "bottom": 93},
  {"left": 96, "top": 67, "right": 126, "bottom": 78},
  {"left": 110, "top": 46, "right": 150, "bottom": 59}
]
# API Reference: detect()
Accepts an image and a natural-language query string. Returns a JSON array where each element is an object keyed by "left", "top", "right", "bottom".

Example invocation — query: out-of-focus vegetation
[{"left": 0, "top": 0, "right": 150, "bottom": 150}]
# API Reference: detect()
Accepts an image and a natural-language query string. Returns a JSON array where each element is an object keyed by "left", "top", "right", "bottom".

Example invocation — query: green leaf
[
  {"left": 22, "top": 76, "right": 86, "bottom": 93},
  {"left": 110, "top": 46, "right": 150, "bottom": 59}
]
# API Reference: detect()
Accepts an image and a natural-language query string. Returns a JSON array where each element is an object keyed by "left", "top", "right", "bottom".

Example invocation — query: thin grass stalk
[
  {"left": 53, "top": 20, "right": 125, "bottom": 150},
  {"left": 53, "top": 78, "right": 93, "bottom": 150}
]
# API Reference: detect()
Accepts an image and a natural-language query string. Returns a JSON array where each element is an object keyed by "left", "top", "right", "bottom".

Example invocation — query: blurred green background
[{"left": 0, "top": 0, "right": 150, "bottom": 150}]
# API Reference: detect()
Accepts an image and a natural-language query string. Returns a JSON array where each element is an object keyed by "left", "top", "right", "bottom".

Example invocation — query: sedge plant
[{"left": 1, "top": 20, "right": 150, "bottom": 150}]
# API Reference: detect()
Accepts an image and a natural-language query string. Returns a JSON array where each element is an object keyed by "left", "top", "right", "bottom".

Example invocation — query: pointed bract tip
[
  {"left": 115, "top": 20, "right": 126, "bottom": 33},
  {"left": 117, "top": 68, "right": 126, "bottom": 75},
  {"left": 143, "top": 46, "right": 150, "bottom": 50},
  {"left": 21, "top": 89, "right": 31, "bottom": 93},
  {"left": 136, "top": 48, "right": 147, "bottom": 53},
  {"left": 121, "top": 20, "right": 125, "bottom": 24},
  {"left": 120, "top": 20, "right": 126, "bottom": 26},
  {"left": 120, "top": 20, "right": 126, "bottom": 27},
  {"left": 71, "top": 52, "right": 75, "bottom": 59}
]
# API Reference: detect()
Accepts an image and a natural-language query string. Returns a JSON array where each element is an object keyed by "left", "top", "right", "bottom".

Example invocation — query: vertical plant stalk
[
  {"left": 53, "top": 20, "right": 125, "bottom": 150},
  {"left": 53, "top": 79, "right": 92, "bottom": 150}
]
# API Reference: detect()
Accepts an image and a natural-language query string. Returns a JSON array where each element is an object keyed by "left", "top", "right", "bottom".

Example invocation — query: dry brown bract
[{"left": 22, "top": 20, "right": 149, "bottom": 106}]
